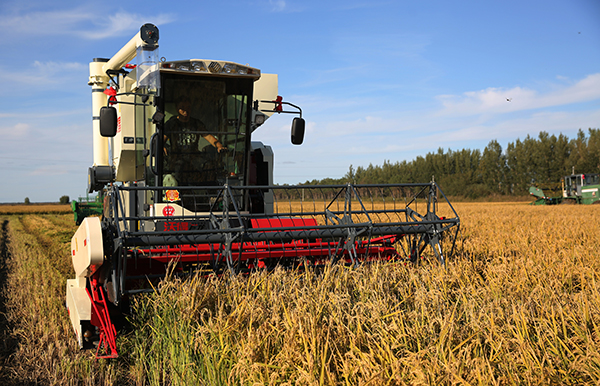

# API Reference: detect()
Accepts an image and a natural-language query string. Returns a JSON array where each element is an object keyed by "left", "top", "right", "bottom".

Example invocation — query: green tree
[
  {"left": 533, "top": 132, "right": 570, "bottom": 184},
  {"left": 506, "top": 136, "right": 537, "bottom": 194},
  {"left": 551, "top": 133, "right": 571, "bottom": 180},
  {"left": 24, "top": 197, "right": 30, "bottom": 205},
  {"left": 480, "top": 139, "right": 506, "bottom": 194},
  {"left": 587, "top": 128, "right": 600, "bottom": 173},
  {"left": 344, "top": 165, "right": 356, "bottom": 183},
  {"left": 59, "top": 195, "right": 70, "bottom": 205},
  {"left": 300, "top": 129, "right": 598, "bottom": 198},
  {"left": 570, "top": 128, "right": 600, "bottom": 174}
]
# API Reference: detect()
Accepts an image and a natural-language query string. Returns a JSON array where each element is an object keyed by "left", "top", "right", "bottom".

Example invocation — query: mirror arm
[{"left": 258, "top": 100, "right": 302, "bottom": 118}]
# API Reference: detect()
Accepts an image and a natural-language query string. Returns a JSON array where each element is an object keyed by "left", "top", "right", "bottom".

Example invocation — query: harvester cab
[
  {"left": 563, "top": 173, "right": 600, "bottom": 204},
  {"left": 67, "top": 24, "right": 460, "bottom": 358}
]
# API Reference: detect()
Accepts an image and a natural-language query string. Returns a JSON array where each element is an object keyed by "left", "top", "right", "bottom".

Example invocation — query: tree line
[{"left": 297, "top": 129, "right": 600, "bottom": 198}]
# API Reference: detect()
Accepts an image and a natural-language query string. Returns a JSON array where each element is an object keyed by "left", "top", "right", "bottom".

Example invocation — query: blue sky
[{"left": 0, "top": 0, "right": 599, "bottom": 202}]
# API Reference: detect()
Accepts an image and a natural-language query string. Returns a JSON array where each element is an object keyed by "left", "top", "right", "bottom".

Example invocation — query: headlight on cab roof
[
  {"left": 161, "top": 60, "right": 259, "bottom": 77},
  {"left": 222, "top": 63, "right": 247, "bottom": 75},
  {"left": 192, "top": 61, "right": 207, "bottom": 72}
]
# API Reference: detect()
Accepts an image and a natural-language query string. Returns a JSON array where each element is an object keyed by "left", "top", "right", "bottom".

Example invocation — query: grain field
[{"left": 0, "top": 202, "right": 599, "bottom": 385}]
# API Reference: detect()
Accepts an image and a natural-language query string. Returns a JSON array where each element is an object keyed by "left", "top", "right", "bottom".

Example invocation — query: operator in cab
[{"left": 163, "top": 98, "right": 228, "bottom": 187}]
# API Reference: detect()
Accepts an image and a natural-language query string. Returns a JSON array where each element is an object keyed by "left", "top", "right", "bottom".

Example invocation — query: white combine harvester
[{"left": 66, "top": 24, "right": 460, "bottom": 358}]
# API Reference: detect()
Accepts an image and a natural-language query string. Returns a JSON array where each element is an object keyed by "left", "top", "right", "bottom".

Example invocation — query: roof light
[
  {"left": 161, "top": 60, "right": 259, "bottom": 77},
  {"left": 192, "top": 61, "right": 207, "bottom": 72},
  {"left": 223, "top": 63, "right": 237, "bottom": 74}
]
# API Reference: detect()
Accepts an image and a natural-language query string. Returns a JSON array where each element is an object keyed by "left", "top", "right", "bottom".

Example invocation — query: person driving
[
  {"left": 164, "top": 99, "right": 227, "bottom": 154},
  {"left": 163, "top": 98, "right": 228, "bottom": 186}
]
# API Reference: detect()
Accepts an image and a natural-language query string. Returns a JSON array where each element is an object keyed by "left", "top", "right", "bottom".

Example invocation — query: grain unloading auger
[{"left": 66, "top": 24, "right": 460, "bottom": 358}]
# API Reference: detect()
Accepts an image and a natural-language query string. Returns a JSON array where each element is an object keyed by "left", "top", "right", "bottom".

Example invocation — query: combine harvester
[
  {"left": 530, "top": 173, "right": 600, "bottom": 205},
  {"left": 71, "top": 195, "right": 103, "bottom": 225},
  {"left": 66, "top": 24, "right": 460, "bottom": 358}
]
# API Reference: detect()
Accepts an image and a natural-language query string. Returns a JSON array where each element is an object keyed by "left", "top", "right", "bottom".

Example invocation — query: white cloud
[
  {"left": 29, "top": 165, "right": 69, "bottom": 176},
  {"left": 0, "top": 123, "right": 30, "bottom": 137},
  {"left": 33, "top": 60, "right": 87, "bottom": 76},
  {"left": 81, "top": 12, "right": 176, "bottom": 40},
  {"left": 0, "top": 8, "right": 90, "bottom": 36},
  {"left": 0, "top": 61, "right": 87, "bottom": 88},
  {"left": 269, "top": 0, "right": 287, "bottom": 12},
  {"left": 0, "top": 7, "right": 175, "bottom": 41},
  {"left": 451, "top": 110, "right": 600, "bottom": 143},
  {"left": 263, "top": 0, "right": 306, "bottom": 13},
  {"left": 437, "top": 73, "right": 600, "bottom": 116},
  {"left": 0, "top": 109, "right": 88, "bottom": 120}
]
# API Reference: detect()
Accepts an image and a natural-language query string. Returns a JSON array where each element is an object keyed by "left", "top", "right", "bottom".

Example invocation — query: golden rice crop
[
  {"left": 0, "top": 214, "right": 119, "bottom": 385},
  {"left": 0, "top": 204, "right": 71, "bottom": 215},
  {"left": 1, "top": 202, "right": 599, "bottom": 385}
]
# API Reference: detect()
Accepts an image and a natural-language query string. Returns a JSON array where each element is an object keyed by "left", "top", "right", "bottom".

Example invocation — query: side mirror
[
  {"left": 291, "top": 117, "right": 305, "bottom": 145},
  {"left": 99, "top": 106, "right": 118, "bottom": 137}
]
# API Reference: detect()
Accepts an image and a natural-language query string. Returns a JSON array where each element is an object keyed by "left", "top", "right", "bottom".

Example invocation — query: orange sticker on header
[{"left": 165, "top": 190, "right": 180, "bottom": 202}]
